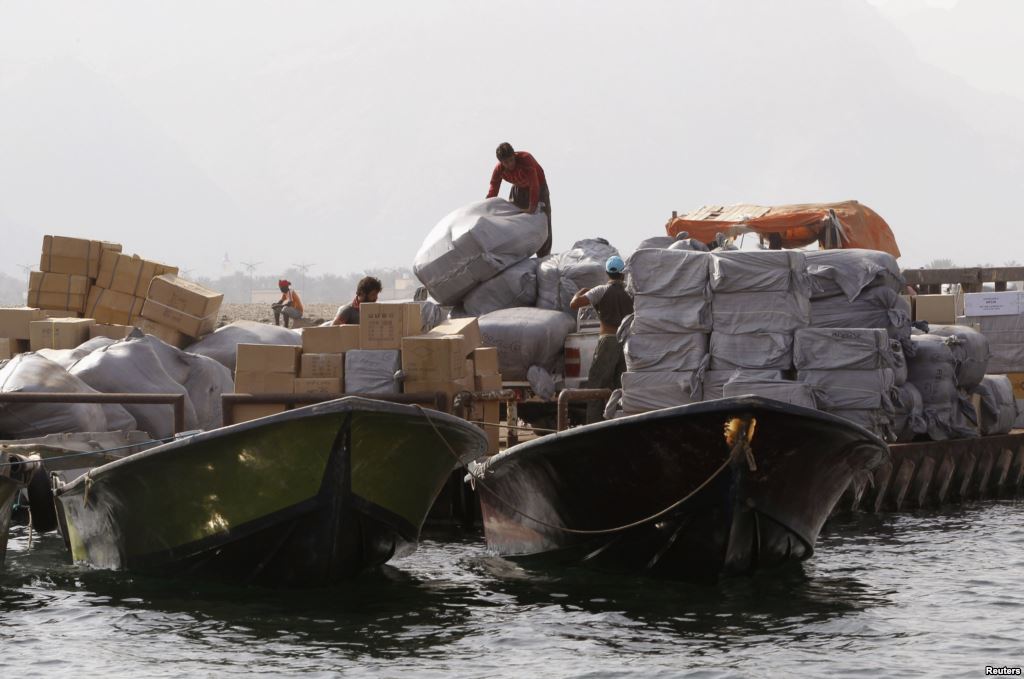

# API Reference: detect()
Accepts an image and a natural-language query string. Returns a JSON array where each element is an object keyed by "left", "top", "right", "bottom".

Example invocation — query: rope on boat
[
  {"left": 415, "top": 405, "right": 754, "bottom": 537},
  {"left": 460, "top": 419, "right": 558, "bottom": 435},
  {"left": 0, "top": 437, "right": 174, "bottom": 468}
]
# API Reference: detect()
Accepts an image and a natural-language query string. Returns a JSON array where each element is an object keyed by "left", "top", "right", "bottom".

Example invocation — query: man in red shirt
[{"left": 486, "top": 142, "right": 552, "bottom": 257}]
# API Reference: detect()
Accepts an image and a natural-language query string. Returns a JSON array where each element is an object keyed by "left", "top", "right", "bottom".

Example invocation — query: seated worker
[
  {"left": 332, "top": 275, "right": 383, "bottom": 325},
  {"left": 272, "top": 279, "right": 303, "bottom": 328},
  {"left": 569, "top": 256, "right": 634, "bottom": 423}
]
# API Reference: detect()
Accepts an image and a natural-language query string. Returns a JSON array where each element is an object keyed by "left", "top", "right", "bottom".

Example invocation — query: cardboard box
[
  {"left": 141, "top": 274, "right": 223, "bottom": 337},
  {"left": 40, "top": 236, "right": 121, "bottom": 278},
  {"left": 27, "top": 272, "right": 91, "bottom": 313},
  {"left": 0, "top": 307, "right": 46, "bottom": 340},
  {"left": 914, "top": 294, "right": 957, "bottom": 325},
  {"left": 136, "top": 318, "right": 191, "bottom": 348},
  {"left": 294, "top": 377, "right": 343, "bottom": 395},
  {"left": 236, "top": 344, "right": 301, "bottom": 374},
  {"left": 300, "top": 353, "right": 344, "bottom": 379},
  {"left": 470, "top": 398, "right": 501, "bottom": 455},
  {"left": 234, "top": 371, "right": 296, "bottom": 394},
  {"left": 472, "top": 347, "right": 500, "bottom": 376},
  {"left": 1006, "top": 372, "right": 1024, "bottom": 400},
  {"left": 29, "top": 318, "right": 95, "bottom": 351},
  {"left": 475, "top": 373, "right": 503, "bottom": 392},
  {"left": 233, "top": 403, "right": 287, "bottom": 424},
  {"left": 96, "top": 250, "right": 179, "bottom": 297},
  {"left": 302, "top": 325, "right": 360, "bottom": 354},
  {"left": 40, "top": 309, "right": 81, "bottom": 319},
  {"left": 427, "top": 317, "right": 482, "bottom": 358},
  {"left": 401, "top": 335, "right": 466, "bottom": 382},
  {"left": 1, "top": 338, "right": 30, "bottom": 360},
  {"left": 359, "top": 303, "right": 422, "bottom": 350},
  {"left": 90, "top": 323, "right": 135, "bottom": 340},
  {"left": 963, "top": 291, "right": 1022, "bottom": 317},
  {"left": 85, "top": 287, "right": 145, "bottom": 326}
]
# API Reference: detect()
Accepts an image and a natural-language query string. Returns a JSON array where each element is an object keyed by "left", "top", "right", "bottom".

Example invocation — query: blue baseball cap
[{"left": 605, "top": 255, "right": 625, "bottom": 274}]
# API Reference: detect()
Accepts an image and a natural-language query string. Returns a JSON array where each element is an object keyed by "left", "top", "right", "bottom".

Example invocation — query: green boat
[{"left": 54, "top": 397, "right": 487, "bottom": 586}]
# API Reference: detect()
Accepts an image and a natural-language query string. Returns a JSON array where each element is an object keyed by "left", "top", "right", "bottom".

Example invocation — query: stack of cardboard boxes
[
  {"left": 86, "top": 250, "right": 178, "bottom": 334},
  {"left": 29, "top": 236, "right": 122, "bottom": 317},
  {"left": 233, "top": 343, "right": 302, "bottom": 423},
  {"left": 0, "top": 307, "right": 43, "bottom": 359},
  {"left": 138, "top": 274, "right": 223, "bottom": 347}
]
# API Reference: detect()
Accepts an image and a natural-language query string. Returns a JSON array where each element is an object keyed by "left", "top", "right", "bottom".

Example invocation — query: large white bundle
[
  {"left": 710, "top": 250, "right": 808, "bottom": 293},
  {"left": 702, "top": 369, "right": 785, "bottom": 400},
  {"left": 709, "top": 332, "right": 792, "bottom": 370},
  {"left": 620, "top": 371, "right": 702, "bottom": 414},
  {"left": 793, "top": 327, "right": 895, "bottom": 371},
  {"left": 632, "top": 295, "right": 712, "bottom": 334},
  {"left": 906, "top": 334, "right": 959, "bottom": 405},
  {"left": 809, "top": 285, "right": 912, "bottom": 354},
  {"left": 186, "top": 320, "right": 301, "bottom": 371},
  {"left": 636, "top": 236, "right": 675, "bottom": 250},
  {"left": 892, "top": 341, "right": 908, "bottom": 386},
  {"left": 0, "top": 354, "right": 112, "bottom": 437},
  {"left": 627, "top": 249, "right": 710, "bottom": 297},
  {"left": 805, "top": 249, "right": 903, "bottom": 301},
  {"left": 928, "top": 325, "right": 990, "bottom": 390},
  {"left": 70, "top": 341, "right": 199, "bottom": 438},
  {"left": 536, "top": 238, "right": 620, "bottom": 312},
  {"left": 624, "top": 332, "right": 708, "bottom": 372},
  {"left": 413, "top": 198, "right": 548, "bottom": 306},
  {"left": 344, "top": 350, "right": 401, "bottom": 395},
  {"left": 136, "top": 335, "right": 235, "bottom": 431},
  {"left": 712, "top": 290, "right": 810, "bottom": 334},
  {"left": 974, "top": 375, "right": 1019, "bottom": 436},
  {"left": 722, "top": 379, "right": 818, "bottom": 409},
  {"left": 478, "top": 307, "right": 576, "bottom": 380},
  {"left": 797, "top": 368, "right": 896, "bottom": 411},
  {"left": 36, "top": 336, "right": 116, "bottom": 369},
  {"left": 893, "top": 383, "right": 926, "bottom": 442},
  {"left": 460, "top": 257, "right": 538, "bottom": 317}
]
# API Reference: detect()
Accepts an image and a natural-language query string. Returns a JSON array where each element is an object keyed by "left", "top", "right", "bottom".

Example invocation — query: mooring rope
[{"left": 0, "top": 436, "right": 175, "bottom": 469}]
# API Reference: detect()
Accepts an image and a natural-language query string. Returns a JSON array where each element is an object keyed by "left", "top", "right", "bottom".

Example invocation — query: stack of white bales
[
  {"left": 618, "top": 248, "right": 711, "bottom": 414},
  {"left": 928, "top": 325, "right": 991, "bottom": 437},
  {"left": 536, "top": 238, "right": 621, "bottom": 314},
  {"left": 906, "top": 333, "right": 980, "bottom": 440}
]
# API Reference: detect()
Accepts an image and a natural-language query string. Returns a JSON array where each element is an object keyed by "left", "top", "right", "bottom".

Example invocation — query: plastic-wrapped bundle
[
  {"left": 186, "top": 320, "right": 301, "bottom": 371},
  {"left": 906, "top": 335, "right": 959, "bottom": 406},
  {"left": 702, "top": 370, "right": 785, "bottom": 400},
  {"left": 478, "top": 307, "right": 576, "bottom": 380},
  {"left": 37, "top": 336, "right": 117, "bottom": 369},
  {"left": 928, "top": 325, "right": 990, "bottom": 390},
  {"left": 620, "top": 371, "right": 702, "bottom": 414},
  {"left": 631, "top": 295, "right": 712, "bottom": 334},
  {"left": 710, "top": 250, "right": 808, "bottom": 293},
  {"left": 624, "top": 332, "right": 708, "bottom": 372},
  {"left": 460, "top": 258, "right": 539, "bottom": 317},
  {"left": 797, "top": 369, "right": 896, "bottom": 411},
  {"left": 809, "top": 286, "right": 912, "bottom": 355},
  {"left": 722, "top": 379, "right": 818, "bottom": 409},
  {"left": 636, "top": 236, "right": 675, "bottom": 250},
  {"left": 709, "top": 332, "right": 792, "bottom": 370},
  {"left": 536, "top": 239, "right": 620, "bottom": 313},
  {"left": 413, "top": 198, "right": 549, "bottom": 305},
  {"left": 892, "top": 341, "right": 908, "bottom": 386},
  {"left": 793, "top": 327, "right": 895, "bottom": 371},
  {"left": 344, "top": 350, "right": 401, "bottom": 394},
  {"left": 627, "top": 249, "right": 710, "bottom": 297},
  {"left": 974, "top": 375, "right": 1019, "bottom": 436},
  {"left": 805, "top": 249, "right": 904, "bottom": 301},
  {"left": 893, "top": 383, "right": 926, "bottom": 442},
  {"left": 0, "top": 354, "right": 111, "bottom": 437},
  {"left": 712, "top": 291, "right": 810, "bottom": 334},
  {"left": 828, "top": 408, "right": 893, "bottom": 439},
  {"left": 668, "top": 238, "right": 710, "bottom": 252}
]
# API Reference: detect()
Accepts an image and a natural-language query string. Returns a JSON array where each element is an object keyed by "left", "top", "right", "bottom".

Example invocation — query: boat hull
[
  {"left": 0, "top": 475, "right": 17, "bottom": 568},
  {"left": 56, "top": 397, "right": 486, "bottom": 586},
  {"left": 473, "top": 396, "right": 888, "bottom": 580}
]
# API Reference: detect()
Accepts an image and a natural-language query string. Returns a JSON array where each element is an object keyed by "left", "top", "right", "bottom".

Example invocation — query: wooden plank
[{"left": 902, "top": 266, "right": 1024, "bottom": 286}]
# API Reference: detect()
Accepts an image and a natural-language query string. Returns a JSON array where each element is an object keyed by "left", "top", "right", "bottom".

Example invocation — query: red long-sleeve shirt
[{"left": 486, "top": 151, "right": 547, "bottom": 212}]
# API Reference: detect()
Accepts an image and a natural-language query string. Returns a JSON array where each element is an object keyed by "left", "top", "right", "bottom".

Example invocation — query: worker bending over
[
  {"left": 331, "top": 276, "right": 383, "bottom": 325},
  {"left": 272, "top": 279, "right": 304, "bottom": 328},
  {"left": 486, "top": 142, "right": 552, "bottom": 257}
]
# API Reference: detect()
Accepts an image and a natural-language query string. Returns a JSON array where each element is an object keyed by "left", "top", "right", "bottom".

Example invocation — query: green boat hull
[{"left": 55, "top": 397, "right": 486, "bottom": 586}]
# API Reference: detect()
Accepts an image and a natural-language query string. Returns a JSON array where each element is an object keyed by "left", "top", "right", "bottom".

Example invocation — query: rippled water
[{"left": 2, "top": 502, "right": 1022, "bottom": 677}]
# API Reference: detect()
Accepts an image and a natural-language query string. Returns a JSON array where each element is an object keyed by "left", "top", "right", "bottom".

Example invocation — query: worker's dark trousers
[
  {"left": 510, "top": 183, "right": 552, "bottom": 257},
  {"left": 585, "top": 334, "right": 626, "bottom": 424}
]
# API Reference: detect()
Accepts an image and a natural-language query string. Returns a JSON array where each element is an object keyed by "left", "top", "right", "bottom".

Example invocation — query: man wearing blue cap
[{"left": 570, "top": 255, "right": 634, "bottom": 423}]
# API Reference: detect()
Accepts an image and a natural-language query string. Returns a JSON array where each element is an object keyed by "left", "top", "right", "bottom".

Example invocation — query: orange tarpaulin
[{"left": 665, "top": 200, "right": 900, "bottom": 258}]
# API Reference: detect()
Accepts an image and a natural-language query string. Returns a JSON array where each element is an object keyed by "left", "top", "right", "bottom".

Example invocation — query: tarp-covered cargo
[
  {"left": 0, "top": 354, "right": 113, "bottom": 437},
  {"left": 974, "top": 375, "right": 1019, "bottom": 436},
  {"left": 710, "top": 250, "right": 808, "bottom": 294},
  {"left": 927, "top": 325, "right": 990, "bottom": 391},
  {"left": 797, "top": 368, "right": 896, "bottom": 411},
  {"left": 709, "top": 332, "right": 792, "bottom": 370},
  {"left": 627, "top": 249, "right": 710, "bottom": 297},
  {"left": 712, "top": 291, "right": 810, "bottom": 334},
  {"left": 536, "top": 239, "right": 620, "bottom": 313},
  {"left": 185, "top": 320, "right": 301, "bottom": 371},
  {"left": 344, "top": 350, "right": 401, "bottom": 395},
  {"left": 631, "top": 295, "right": 712, "bottom": 334},
  {"left": 624, "top": 332, "right": 708, "bottom": 372},
  {"left": 722, "top": 378, "right": 818, "bottom": 409},
  {"left": 805, "top": 248, "right": 904, "bottom": 301},
  {"left": 460, "top": 257, "right": 539, "bottom": 317},
  {"left": 620, "top": 370, "right": 702, "bottom": 414},
  {"left": 793, "top": 327, "right": 895, "bottom": 371},
  {"left": 702, "top": 369, "right": 785, "bottom": 401},
  {"left": 478, "top": 307, "right": 576, "bottom": 381},
  {"left": 809, "top": 286, "right": 912, "bottom": 354}
]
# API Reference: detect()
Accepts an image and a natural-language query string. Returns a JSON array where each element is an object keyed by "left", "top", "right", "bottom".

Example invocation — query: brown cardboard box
[
  {"left": 475, "top": 373, "right": 503, "bottom": 392},
  {"left": 90, "top": 323, "right": 135, "bottom": 340},
  {"left": 136, "top": 318, "right": 191, "bottom": 348},
  {"left": 0, "top": 307, "right": 46, "bottom": 340},
  {"left": 233, "top": 403, "right": 287, "bottom": 424},
  {"left": 294, "top": 377, "right": 343, "bottom": 395},
  {"left": 1006, "top": 372, "right": 1024, "bottom": 400},
  {"left": 427, "top": 317, "right": 482, "bottom": 358},
  {"left": 29, "top": 318, "right": 95, "bottom": 350},
  {"left": 914, "top": 294, "right": 956, "bottom": 325},
  {"left": 85, "top": 287, "right": 145, "bottom": 326},
  {"left": 96, "top": 250, "right": 179, "bottom": 297},
  {"left": 41, "top": 309, "right": 82, "bottom": 319},
  {"left": 27, "top": 272, "right": 91, "bottom": 313},
  {"left": 236, "top": 344, "right": 301, "bottom": 374},
  {"left": 141, "top": 274, "right": 223, "bottom": 337},
  {"left": 472, "top": 347, "right": 500, "bottom": 376},
  {"left": 301, "top": 325, "right": 360, "bottom": 354},
  {"left": 1, "top": 338, "right": 30, "bottom": 360},
  {"left": 40, "top": 236, "right": 121, "bottom": 278},
  {"left": 359, "top": 303, "right": 422, "bottom": 350},
  {"left": 300, "top": 353, "right": 344, "bottom": 379},
  {"left": 234, "top": 371, "right": 296, "bottom": 394},
  {"left": 401, "top": 335, "right": 466, "bottom": 382}
]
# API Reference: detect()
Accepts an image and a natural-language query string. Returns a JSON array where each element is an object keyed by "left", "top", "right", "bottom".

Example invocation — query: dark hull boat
[
  {"left": 55, "top": 397, "right": 486, "bottom": 587},
  {"left": 470, "top": 396, "right": 888, "bottom": 580},
  {"left": 0, "top": 461, "right": 17, "bottom": 567}
]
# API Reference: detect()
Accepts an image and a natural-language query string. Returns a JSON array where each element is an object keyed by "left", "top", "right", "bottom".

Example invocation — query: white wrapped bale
[
  {"left": 805, "top": 249, "right": 904, "bottom": 301},
  {"left": 722, "top": 379, "right": 818, "bottom": 409},
  {"left": 892, "top": 341, "right": 908, "bottom": 386},
  {"left": 712, "top": 291, "right": 810, "bottom": 334},
  {"left": 536, "top": 239, "right": 620, "bottom": 313},
  {"left": 632, "top": 294, "right": 712, "bottom": 334},
  {"left": 344, "top": 350, "right": 401, "bottom": 395},
  {"left": 185, "top": 320, "right": 301, "bottom": 371},
  {"left": 413, "top": 198, "right": 549, "bottom": 305},
  {"left": 620, "top": 371, "right": 702, "bottom": 414},
  {"left": 636, "top": 236, "right": 675, "bottom": 250},
  {"left": 710, "top": 332, "right": 793, "bottom": 370},
  {"left": 893, "top": 383, "right": 926, "bottom": 442},
  {"left": 928, "top": 325, "right": 990, "bottom": 390},
  {"left": 702, "top": 370, "right": 785, "bottom": 400},
  {"left": 624, "top": 332, "right": 708, "bottom": 372},
  {"left": 710, "top": 250, "right": 808, "bottom": 293},
  {"left": 478, "top": 307, "right": 576, "bottom": 381},
  {"left": 793, "top": 328, "right": 895, "bottom": 371},
  {"left": 809, "top": 286, "right": 912, "bottom": 355},
  {"left": 460, "top": 257, "right": 539, "bottom": 317},
  {"left": 0, "top": 354, "right": 110, "bottom": 437},
  {"left": 797, "top": 368, "right": 896, "bottom": 411},
  {"left": 907, "top": 335, "right": 959, "bottom": 406},
  {"left": 627, "top": 249, "right": 710, "bottom": 297},
  {"left": 974, "top": 375, "right": 1019, "bottom": 436}
]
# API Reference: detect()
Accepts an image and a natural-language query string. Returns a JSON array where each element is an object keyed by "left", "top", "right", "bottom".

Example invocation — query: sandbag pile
[{"left": 536, "top": 239, "right": 620, "bottom": 313}]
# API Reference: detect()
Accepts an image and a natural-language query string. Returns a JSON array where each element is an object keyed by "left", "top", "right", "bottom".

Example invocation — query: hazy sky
[{"left": 2, "top": 0, "right": 1022, "bottom": 279}]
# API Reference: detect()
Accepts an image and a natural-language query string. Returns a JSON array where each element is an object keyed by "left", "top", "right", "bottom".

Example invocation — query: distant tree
[
  {"left": 1004, "top": 260, "right": 1021, "bottom": 267},
  {"left": 924, "top": 258, "right": 957, "bottom": 269}
]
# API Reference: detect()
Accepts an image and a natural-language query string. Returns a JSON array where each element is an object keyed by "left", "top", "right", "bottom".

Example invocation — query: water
[{"left": 2, "top": 502, "right": 1022, "bottom": 678}]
